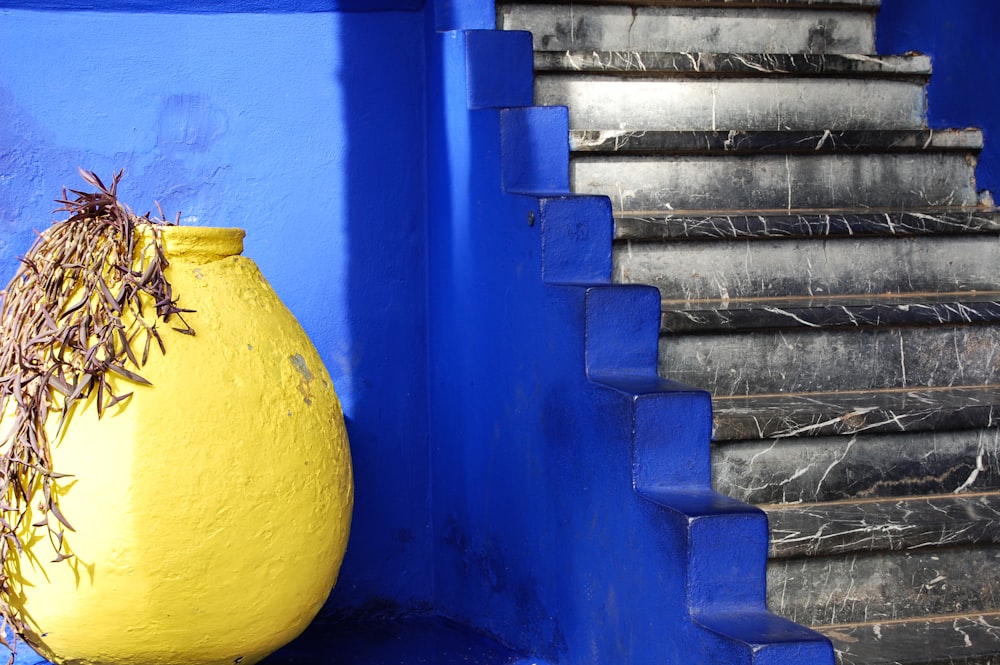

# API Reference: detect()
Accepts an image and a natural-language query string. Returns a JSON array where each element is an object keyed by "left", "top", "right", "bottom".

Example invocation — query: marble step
[
  {"left": 499, "top": 3, "right": 877, "bottom": 54},
  {"left": 537, "top": 51, "right": 928, "bottom": 78},
  {"left": 618, "top": 234, "right": 1000, "bottom": 301},
  {"left": 767, "top": 542, "right": 1000, "bottom": 626},
  {"left": 615, "top": 208, "right": 1000, "bottom": 241},
  {"left": 820, "top": 612, "right": 1000, "bottom": 665},
  {"left": 713, "top": 424, "right": 1000, "bottom": 505},
  {"left": 663, "top": 323, "right": 1000, "bottom": 395},
  {"left": 539, "top": 68, "right": 928, "bottom": 131},
  {"left": 571, "top": 129, "right": 982, "bottom": 155},
  {"left": 612, "top": 234, "right": 1000, "bottom": 300},
  {"left": 661, "top": 292, "right": 1000, "bottom": 334},
  {"left": 576, "top": 152, "right": 976, "bottom": 212},
  {"left": 766, "top": 492, "right": 1000, "bottom": 558},
  {"left": 713, "top": 383, "right": 1000, "bottom": 442}
]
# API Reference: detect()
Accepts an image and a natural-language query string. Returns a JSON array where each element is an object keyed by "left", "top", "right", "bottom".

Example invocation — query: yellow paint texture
[{"left": 5, "top": 227, "right": 353, "bottom": 665}]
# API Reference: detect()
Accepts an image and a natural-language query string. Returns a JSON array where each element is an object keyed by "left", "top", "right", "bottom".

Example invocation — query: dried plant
[{"left": 0, "top": 169, "right": 193, "bottom": 656}]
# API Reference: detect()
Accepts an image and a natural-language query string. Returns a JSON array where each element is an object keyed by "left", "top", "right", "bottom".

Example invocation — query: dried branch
[{"left": 0, "top": 169, "right": 193, "bottom": 652}]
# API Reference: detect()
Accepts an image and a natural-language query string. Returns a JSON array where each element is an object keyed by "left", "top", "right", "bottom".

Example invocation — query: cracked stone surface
[
  {"left": 499, "top": 4, "right": 876, "bottom": 54},
  {"left": 527, "top": 0, "right": 1000, "bottom": 660}
]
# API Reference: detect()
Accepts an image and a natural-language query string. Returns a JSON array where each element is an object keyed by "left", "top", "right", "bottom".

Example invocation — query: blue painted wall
[
  {"left": 877, "top": 0, "right": 1000, "bottom": 198},
  {"left": 0, "top": 4, "right": 433, "bottom": 616}
]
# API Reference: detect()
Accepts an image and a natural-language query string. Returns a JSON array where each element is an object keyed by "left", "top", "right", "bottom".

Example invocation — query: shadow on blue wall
[{"left": 323, "top": 8, "right": 434, "bottom": 618}]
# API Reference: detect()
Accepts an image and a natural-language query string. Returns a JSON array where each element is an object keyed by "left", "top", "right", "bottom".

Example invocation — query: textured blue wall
[
  {"left": 877, "top": 0, "right": 1000, "bottom": 198},
  {"left": 0, "top": 0, "right": 422, "bottom": 11},
  {"left": 0, "top": 5, "right": 432, "bottom": 617}
]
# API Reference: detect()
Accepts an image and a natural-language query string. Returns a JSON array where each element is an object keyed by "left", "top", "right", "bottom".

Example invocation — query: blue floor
[
  {"left": 3, "top": 618, "right": 533, "bottom": 665},
  {"left": 262, "top": 617, "right": 533, "bottom": 665}
]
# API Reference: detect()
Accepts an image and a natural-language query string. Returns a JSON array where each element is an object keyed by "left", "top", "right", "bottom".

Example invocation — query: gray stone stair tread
[
  {"left": 572, "top": 129, "right": 981, "bottom": 155},
  {"left": 511, "top": 0, "right": 880, "bottom": 9},
  {"left": 662, "top": 291, "right": 1000, "bottom": 334},
  {"left": 713, "top": 385, "right": 1000, "bottom": 441},
  {"left": 615, "top": 208, "right": 1000, "bottom": 240},
  {"left": 819, "top": 612, "right": 1000, "bottom": 665},
  {"left": 537, "top": 51, "right": 928, "bottom": 76},
  {"left": 765, "top": 491, "right": 1000, "bottom": 558}
]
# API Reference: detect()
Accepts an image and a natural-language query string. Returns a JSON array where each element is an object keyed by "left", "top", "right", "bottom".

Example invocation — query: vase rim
[{"left": 149, "top": 225, "right": 246, "bottom": 263}]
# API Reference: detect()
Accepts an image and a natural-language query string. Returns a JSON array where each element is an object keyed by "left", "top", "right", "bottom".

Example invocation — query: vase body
[{"left": 6, "top": 227, "right": 353, "bottom": 665}]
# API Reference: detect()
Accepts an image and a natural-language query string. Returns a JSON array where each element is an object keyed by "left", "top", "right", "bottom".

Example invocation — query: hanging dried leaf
[{"left": 0, "top": 169, "right": 194, "bottom": 650}]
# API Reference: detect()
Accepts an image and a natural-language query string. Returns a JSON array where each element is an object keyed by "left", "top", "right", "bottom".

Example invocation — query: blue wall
[
  {"left": 877, "top": 0, "right": 1000, "bottom": 198},
  {"left": 0, "top": 4, "right": 433, "bottom": 615}
]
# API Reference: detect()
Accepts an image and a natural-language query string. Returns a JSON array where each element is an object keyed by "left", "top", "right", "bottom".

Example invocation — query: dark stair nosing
[
  {"left": 712, "top": 385, "right": 1000, "bottom": 441},
  {"left": 615, "top": 208, "right": 1000, "bottom": 241},
  {"left": 572, "top": 128, "right": 982, "bottom": 155},
  {"left": 764, "top": 491, "right": 1000, "bottom": 558},
  {"left": 818, "top": 611, "right": 1000, "bottom": 665},
  {"left": 661, "top": 291, "right": 1000, "bottom": 334},
  {"left": 536, "top": 51, "right": 928, "bottom": 77}
]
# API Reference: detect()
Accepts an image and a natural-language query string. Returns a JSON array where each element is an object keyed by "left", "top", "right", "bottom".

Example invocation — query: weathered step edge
[
  {"left": 615, "top": 209, "right": 1000, "bottom": 241},
  {"left": 713, "top": 385, "right": 1000, "bottom": 441},
  {"left": 819, "top": 611, "right": 1000, "bottom": 665},
  {"left": 765, "top": 491, "right": 1000, "bottom": 558},
  {"left": 537, "top": 51, "right": 929, "bottom": 77},
  {"left": 573, "top": 129, "right": 981, "bottom": 155},
  {"left": 661, "top": 292, "right": 1000, "bottom": 334}
]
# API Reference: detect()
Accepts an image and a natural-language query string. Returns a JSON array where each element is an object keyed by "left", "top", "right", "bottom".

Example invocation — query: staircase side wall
[
  {"left": 877, "top": 0, "right": 1000, "bottom": 197},
  {"left": 423, "top": 8, "right": 833, "bottom": 663},
  {"left": 0, "top": 5, "right": 434, "bottom": 617}
]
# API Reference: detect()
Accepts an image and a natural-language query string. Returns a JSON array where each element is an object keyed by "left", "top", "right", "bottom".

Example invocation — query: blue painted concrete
[
  {"left": 0, "top": 0, "right": 423, "bottom": 12},
  {"left": 877, "top": 0, "right": 1000, "bottom": 197},
  {"left": 422, "top": 23, "right": 834, "bottom": 664}
]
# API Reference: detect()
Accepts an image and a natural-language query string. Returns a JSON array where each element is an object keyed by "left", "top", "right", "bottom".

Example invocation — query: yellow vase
[{"left": 5, "top": 227, "right": 353, "bottom": 665}]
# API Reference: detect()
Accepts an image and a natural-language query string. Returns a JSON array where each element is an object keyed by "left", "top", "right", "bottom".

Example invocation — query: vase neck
[{"left": 151, "top": 226, "right": 245, "bottom": 264}]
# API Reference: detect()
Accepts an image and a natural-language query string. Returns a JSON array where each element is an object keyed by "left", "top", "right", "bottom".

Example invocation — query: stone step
[
  {"left": 713, "top": 383, "right": 1000, "bottom": 442},
  {"left": 767, "top": 495, "right": 1000, "bottom": 627},
  {"left": 766, "top": 492, "right": 1000, "bottom": 558},
  {"left": 662, "top": 292, "right": 1000, "bottom": 334},
  {"left": 537, "top": 52, "right": 929, "bottom": 132},
  {"left": 615, "top": 208, "right": 1000, "bottom": 241},
  {"left": 538, "top": 52, "right": 928, "bottom": 77},
  {"left": 499, "top": 3, "right": 877, "bottom": 53},
  {"left": 767, "top": 543, "right": 1000, "bottom": 626},
  {"left": 819, "top": 612, "right": 1000, "bottom": 665},
  {"left": 539, "top": 69, "right": 928, "bottom": 131},
  {"left": 713, "top": 424, "right": 1000, "bottom": 505},
  {"left": 663, "top": 323, "right": 1000, "bottom": 396},
  {"left": 618, "top": 235, "right": 1000, "bottom": 301},
  {"left": 572, "top": 128, "right": 981, "bottom": 155},
  {"left": 575, "top": 152, "right": 976, "bottom": 212}
]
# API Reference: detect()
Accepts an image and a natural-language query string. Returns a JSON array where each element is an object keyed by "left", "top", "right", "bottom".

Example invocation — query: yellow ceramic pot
[{"left": 6, "top": 227, "right": 353, "bottom": 665}]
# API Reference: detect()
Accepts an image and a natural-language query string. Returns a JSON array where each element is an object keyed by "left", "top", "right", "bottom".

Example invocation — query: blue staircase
[{"left": 407, "top": 7, "right": 834, "bottom": 663}]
